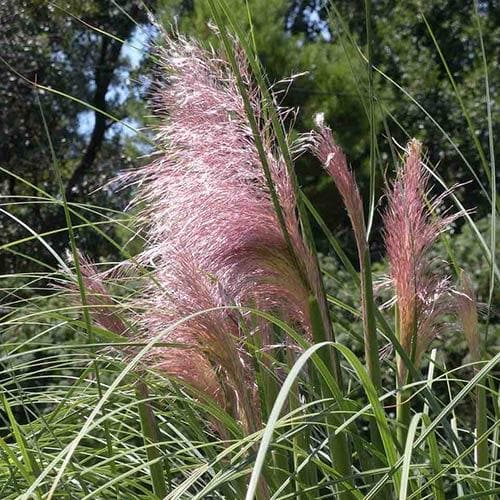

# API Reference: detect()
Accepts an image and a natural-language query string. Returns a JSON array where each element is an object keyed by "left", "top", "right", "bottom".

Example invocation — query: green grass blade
[
  {"left": 245, "top": 341, "right": 352, "bottom": 500},
  {"left": 332, "top": 343, "right": 400, "bottom": 496},
  {"left": 363, "top": 0, "right": 377, "bottom": 238},
  {"left": 366, "top": 352, "right": 500, "bottom": 498},
  {"left": 399, "top": 413, "right": 422, "bottom": 500},
  {"left": 37, "top": 93, "right": 118, "bottom": 489},
  {"left": 421, "top": 414, "right": 445, "bottom": 500},
  {"left": 309, "top": 297, "right": 353, "bottom": 500},
  {"left": 0, "top": 395, "right": 42, "bottom": 496},
  {"left": 135, "top": 380, "right": 169, "bottom": 498},
  {"left": 420, "top": 12, "right": 491, "bottom": 185}
]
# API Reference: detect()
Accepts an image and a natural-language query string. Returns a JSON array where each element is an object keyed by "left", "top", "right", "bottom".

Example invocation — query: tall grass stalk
[
  {"left": 207, "top": 3, "right": 353, "bottom": 496},
  {"left": 308, "top": 297, "right": 354, "bottom": 499},
  {"left": 135, "top": 380, "right": 168, "bottom": 497},
  {"left": 208, "top": 0, "right": 345, "bottom": 382},
  {"left": 310, "top": 125, "right": 382, "bottom": 460}
]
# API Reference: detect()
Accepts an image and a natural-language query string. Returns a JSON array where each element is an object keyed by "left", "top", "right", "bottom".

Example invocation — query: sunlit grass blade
[
  {"left": 309, "top": 297, "right": 353, "bottom": 499},
  {"left": 0, "top": 395, "right": 43, "bottom": 497},
  {"left": 332, "top": 343, "right": 400, "bottom": 496},
  {"left": 421, "top": 414, "right": 445, "bottom": 500},
  {"left": 399, "top": 413, "right": 421, "bottom": 499},
  {"left": 246, "top": 342, "right": 352, "bottom": 500}
]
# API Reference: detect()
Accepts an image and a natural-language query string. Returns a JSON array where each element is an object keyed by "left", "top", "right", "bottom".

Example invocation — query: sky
[{"left": 77, "top": 26, "right": 152, "bottom": 139}]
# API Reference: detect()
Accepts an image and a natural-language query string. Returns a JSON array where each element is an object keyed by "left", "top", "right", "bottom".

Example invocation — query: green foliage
[{"left": 0, "top": 0, "right": 153, "bottom": 274}]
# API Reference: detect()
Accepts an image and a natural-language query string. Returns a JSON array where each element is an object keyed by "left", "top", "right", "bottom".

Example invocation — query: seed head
[{"left": 383, "top": 140, "right": 457, "bottom": 380}]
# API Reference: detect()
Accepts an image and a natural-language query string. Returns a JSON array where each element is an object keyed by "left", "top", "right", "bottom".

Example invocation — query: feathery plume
[
  {"left": 120, "top": 35, "right": 321, "bottom": 333},
  {"left": 383, "top": 139, "right": 457, "bottom": 382},
  {"left": 109, "top": 35, "right": 325, "bottom": 430},
  {"left": 64, "top": 254, "right": 128, "bottom": 337},
  {"left": 310, "top": 124, "right": 367, "bottom": 256},
  {"left": 138, "top": 253, "right": 260, "bottom": 433},
  {"left": 66, "top": 253, "right": 234, "bottom": 428},
  {"left": 310, "top": 123, "right": 383, "bottom": 419}
]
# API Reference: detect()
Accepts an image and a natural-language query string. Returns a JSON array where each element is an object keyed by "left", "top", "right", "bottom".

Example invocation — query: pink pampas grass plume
[
  {"left": 310, "top": 122, "right": 383, "bottom": 397},
  {"left": 310, "top": 123, "right": 367, "bottom": 256},
  {"left": 109, "top": 34, "right": 327, "bottom": 431},
  {"left": 138, "top": 253, "right": 260, "bottom": 434},
  {"left": 383, "top": 139, "right": 457, "bottom": 382},
  {"left": 65, "top": 253, "right": 238, "bottom": 430},
  {"left": 122, "top": 34, "right": 320, "bottom": 335}
]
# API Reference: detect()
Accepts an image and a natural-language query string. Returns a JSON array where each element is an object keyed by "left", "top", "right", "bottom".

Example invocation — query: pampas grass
[{"left": 0, "top": 3, "right": 497, "bottom": 499}]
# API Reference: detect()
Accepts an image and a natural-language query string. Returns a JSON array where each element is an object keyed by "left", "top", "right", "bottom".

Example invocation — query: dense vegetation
[{"left": 0, "top": 1, "right": 498, "bottom": 498}]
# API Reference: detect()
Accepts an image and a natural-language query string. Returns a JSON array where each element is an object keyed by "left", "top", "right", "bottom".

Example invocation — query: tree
[
  {"left": 373, "top": 0, "right": 499, "bottom": 217},
  {"left": 0, "top": 0, "right": 156, "bottom": 275}
]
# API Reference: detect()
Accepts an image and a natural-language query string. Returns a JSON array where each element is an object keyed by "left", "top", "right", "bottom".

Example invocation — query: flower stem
[
  {"left": 359, "top": 248, "right": 385, "bottom": 459},
  {"left": 476, "top": 368, "right": 488, "bottom": 486},
  {"left": 395, "top": 305, "right": 411, "bottom": 449},
  {"left": 360, "top": 249, "right": 382, "bottom": 392},
  {"left": 396, "top": 382, "right": 411, "bottom": 450}
]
